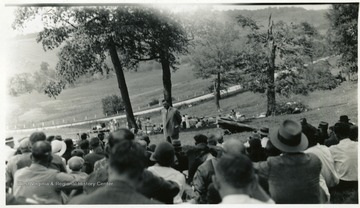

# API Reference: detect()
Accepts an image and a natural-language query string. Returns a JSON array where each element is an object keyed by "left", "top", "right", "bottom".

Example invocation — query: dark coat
[
  {"left": 68, "top": 180, "right": 161, "bottom": 204},
  {"left": 83, "top": 147, "right": 106, "bottom": 174},
  {"left": 83, "top": 161, "right": 179, "bottom": 204}
]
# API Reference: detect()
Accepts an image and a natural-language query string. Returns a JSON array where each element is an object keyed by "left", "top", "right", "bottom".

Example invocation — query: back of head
[
  {"left": 208, "top": 135, "right": 218, "bottom": 146},
  {"left": 194, "top": 134, "right": 208, "bottom": 145},
  {"left": 55, "top": 135, "right": 62, "bottom": 141},
  {"left": 29, "top": 132, "right": 47, "bottom": 145},
  {"left": 223, "top": 138, "right": 245, "bottom": 156},
  {"left": 80, "top": 133, "right": 88, "bottom": 140},
  {"left": 71, "top": 149, "right": 85, "bottom": 158},
  {"left": 215, "top": 154, "right": 255, "bottom": 189},
  {"left": 137, "top": 140, "right": 148, "bottom": 149},
  {"left": 46, "top": 135, "right": 55, "bottom": 143},
  {"left": 150, "top": 142, "right": 175, "bottom": 167},
  {"left": 68, "top": 156, "right": 85, "bottom": 171},
  {"left": 302, "top": 123, "right": 318, "bottom": 148},
  {"left": 334, "top": 122, "right": 350, "bottom": 139},
  {"left": 64, "top": 138, "right": 74, "bottom": 149},
  {"left": 31, "top": 141, "right": 52, "bottom": 163},
  {"left": 349, "top": 125, "right": 358, "bottom": 141},
  {"left": 139, "top": 135, "right": 150, "bottom": 146},
  {"left": 109, "top": 139, "right": 146, "bottom": 179},
  {"left": 19, "top": 138, "right": 31, "bottom": 153},
  {"left": 89, "top": 137, "right": 100, "bottom": 149},
  {"left": 98, "top": 132, "right": 105, "bottom": 141},
  {"left": 79, "top": 139, "right": 90, "bottom": 150},
  {"left": 108, "top": 128, "right": 135, "bottom": 148}
]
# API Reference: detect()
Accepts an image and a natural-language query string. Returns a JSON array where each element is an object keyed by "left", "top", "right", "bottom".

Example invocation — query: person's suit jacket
[
  {"left": 161, "top": 107, "right": 182, "bottom": 140},
  {"left": 69, "top": 180, "right": 161, "bottom": 204}
]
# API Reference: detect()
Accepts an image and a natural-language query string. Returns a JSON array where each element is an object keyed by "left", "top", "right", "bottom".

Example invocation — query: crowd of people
[{"left": 5, "top": 114, "right": 358, "bottom": 204}]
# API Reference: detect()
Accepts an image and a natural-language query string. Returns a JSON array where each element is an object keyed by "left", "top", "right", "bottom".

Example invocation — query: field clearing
[
  {"left": 6, "top": 64, "right": 212, "bottom": 127},
  {"left": 8, "top": 81, "right": 357, "bottom": 147}
]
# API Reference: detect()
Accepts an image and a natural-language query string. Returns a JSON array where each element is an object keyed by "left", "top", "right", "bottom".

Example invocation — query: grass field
[
  {"left": 6, "top": 63, "right": 212, "bottom": 127},
  {"left": 8, "top": 81, "right": 357, "bottom": 145}
]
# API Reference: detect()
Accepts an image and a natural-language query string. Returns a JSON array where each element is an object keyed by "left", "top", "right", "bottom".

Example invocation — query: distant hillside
[
  {"left": 6, "top": 6, "right": 330, "bottom": 79},
  {"left": 224, "top": 7, "right": 330, "bottom": 34}
]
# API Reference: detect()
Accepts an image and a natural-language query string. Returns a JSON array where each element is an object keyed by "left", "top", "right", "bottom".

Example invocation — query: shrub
[
  {"left": 274, "top": 101, "right": 308, "bottom": 115},
  {"left": 102, "top": 95, "right": 125, "bottom": 116},
  {"left": 304, "top": 61, "right": 339, "bottom": 91},
  {"left": 148, "top": 98, "right": 160, "bottom": 106}
]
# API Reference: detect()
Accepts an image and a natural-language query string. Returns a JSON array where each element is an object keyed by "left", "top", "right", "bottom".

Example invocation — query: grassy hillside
[
  {"left": 7, "top": 80, "right": 357, "bottom": 146},
  {"left": 6, "top": 63, "right": 211, "bottom": 126}
]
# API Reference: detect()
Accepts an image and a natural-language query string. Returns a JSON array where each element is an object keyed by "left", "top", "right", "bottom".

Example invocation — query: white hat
[{"left": 51, "top": 140, "right": 67, "bottom": 157}]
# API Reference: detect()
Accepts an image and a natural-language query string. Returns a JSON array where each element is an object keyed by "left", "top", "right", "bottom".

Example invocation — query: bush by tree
[{"left": 102, "top": 95, "right": 125, "bottom": 116}]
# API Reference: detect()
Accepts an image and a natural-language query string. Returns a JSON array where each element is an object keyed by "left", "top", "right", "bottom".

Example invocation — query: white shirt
[
  {"left": 221, "top": 194, "right": 275, "bottom": 204},
  {"left": 148, "top": 165, "right": 186, "bottom": 204},
  {"left": 305, "top": 144, "right": 339, "bottom": 188},
  {"left": 261, "top": 137, "right": 269, "bottom": 148},
  {"left": 329, "top": 139, "right": 358, "bottom": 181}
]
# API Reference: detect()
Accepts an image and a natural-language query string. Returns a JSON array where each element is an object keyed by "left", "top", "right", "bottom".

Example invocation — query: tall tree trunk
[
  {"left": 266, "top": 15, "right": 276, "bottom": 116},
  {"left": 160, "top": 56, "right": 173, "bottom": 106},
  {"left": 108, "top": 38, "right": 138, "bottom": 130},
  {"left": 215, "top": 72, "right": 221, "bottom": 111}
]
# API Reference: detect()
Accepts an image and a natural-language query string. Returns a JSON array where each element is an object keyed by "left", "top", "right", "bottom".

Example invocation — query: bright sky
[{"left": 2, "top": 4, "right": 331, "bottom": 38}]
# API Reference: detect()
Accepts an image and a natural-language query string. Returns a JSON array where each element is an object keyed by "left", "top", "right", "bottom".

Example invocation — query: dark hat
[
  {"left": 339, "top": 115, "right": 350, "bottom": 123},
  {"left": 71, "top": 149, "right": 85, "bottom": 158},
  {"left": 172, "top": 140, "right": 182, "bottom": 150},
  {"left": 194, "top": 134, "right": 208, "bottom": 145},
  {"left": 333, "top": 122, "right": 350, "bottom": 137},
  {"left": 249, "top": 132, "right": 261, "bottom": 140},
  {"left": 318, "top": 121, "right": 329, "bottom": 129},
  {"left": 259, "top": 127, "right": 269, "bottom": 136},
  {"left": 150, "top": 142, "right": 175, "bottom": 166},
  {"left": 5, "top": 137, "right": 14, "bottom": 143},
  {"left": 269, "top": 119, "right": 308, "bottom": 153}
]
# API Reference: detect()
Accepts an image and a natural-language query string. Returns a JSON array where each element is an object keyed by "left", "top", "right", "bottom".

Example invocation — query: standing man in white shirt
[
  {"left": 329, "top": 122, "right": 358, "bottom": 192},
  {"left": 161, "top": 100, "right": 182, "bottom": 143}
]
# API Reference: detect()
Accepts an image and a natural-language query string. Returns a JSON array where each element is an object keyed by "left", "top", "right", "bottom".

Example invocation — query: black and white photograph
[{"left": 1, "top": 0, "right": 358, "bottom": 205}]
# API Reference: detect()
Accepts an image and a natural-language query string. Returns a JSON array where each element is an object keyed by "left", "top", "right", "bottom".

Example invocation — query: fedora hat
[
  {"left": 51, "top": 140, "right": 67, "bottom": 157},
  {"left": 269, "top": 119, "right": 308, "bottom": 153},
  {"left": 258, "top": 127, "right": 269, "bottom": 136},
  {"left": 150, "top": 142, "right": 175, "bottom": 167},
  {"left": 339, "top": 115, "right": 350, "bottom": 123},
  {"left": 318, "top": 121, "right": 328, "bottom": 129}
]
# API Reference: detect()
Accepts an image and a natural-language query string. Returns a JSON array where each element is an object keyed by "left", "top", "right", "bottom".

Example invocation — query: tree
[
  {"left": 326, "top": 4, "right": 358, "bottom": 75},
  {"left": 8, "top": 73, "right": 34, "bottom": 96},
  {"left": 13, "top": 6, "right": 179, "bottom": 130},
  {"left": 189, "top": 19, "right": 240, "bottom": 111},
  {"left": 102, "top": 94, "right": 125, "bottom": 116},
  {"left": 135, "top": 9, "right": 189, "bottom": 106},
  {"left": 237, "top": 15, "right": 319, "bottom": 116}
]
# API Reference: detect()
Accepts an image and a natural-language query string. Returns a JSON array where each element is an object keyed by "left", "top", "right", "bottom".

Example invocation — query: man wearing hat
[
  {"left": 161, "top": 99, "right": 182, "bottom": 143},
  {"left": 16, "top": 132, "right": 67, "bottom": 173},
  {"left": 6, "top": 137, "right": 16, "bottom": 164},
  {"left": 13, "top": 141, "right": 76, "bottom": 204},
  {"left": 318, "top": 121, "right": 329, "bottom": 145},
  {"left": 338, "top": 115, "right": 354, "bottom": 125},
  {"left": 253, "top": 119, "right": 324, "bottom": 204},
  {"left": 148, "top": 142, "right": 186, "bottom": 204}
]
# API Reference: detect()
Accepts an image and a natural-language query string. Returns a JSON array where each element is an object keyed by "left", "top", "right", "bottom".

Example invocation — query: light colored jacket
[{"left": 161, "top": 107, "right": 182, "bottom": 140}]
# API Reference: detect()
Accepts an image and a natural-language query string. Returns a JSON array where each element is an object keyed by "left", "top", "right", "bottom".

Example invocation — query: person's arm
[
  {"left": 138, "top": 170, "right": 180, "bottom": 204},
  {"left": 192, "top": 167, "right": 207, "bottom": 203},
  {"left": 250, "top": 174, "right": 274, "bottom": 203}
]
